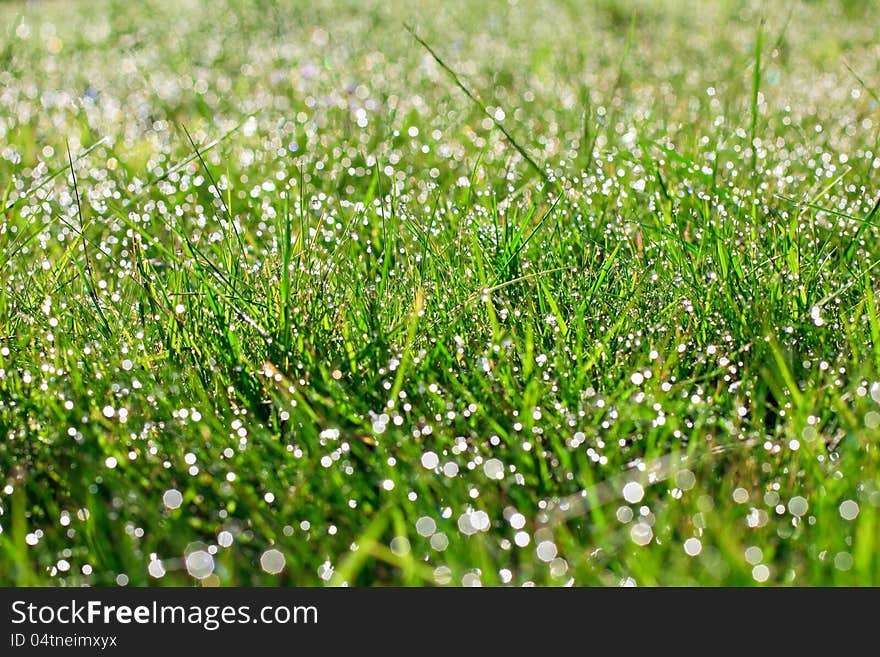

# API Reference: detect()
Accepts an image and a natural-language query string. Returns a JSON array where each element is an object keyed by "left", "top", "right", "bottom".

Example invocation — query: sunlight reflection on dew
[
  {"left": 148, "top": 559, "right": 166, "bottom": 578},
  {"left": 483, "top": 458, "right": 504, "bottom": 480},
  {"left": 162, "top": 489, "right": 183, "bottom": 510},
  {"left": 390, "top": 537, "right": 410, "bottom": 556},
  {"left": 630, "top": 523, "right": 653, "bottom": 546},
  {"left": 751, "top": 564, "right": 770, "bottom": 583},
  {"left": 421, "top": 451, "right": 439, "bottom": 469},
  {"left": 683, "top": 538, "right": 702, "bottom": 556},
  {"left": 430, "top": 532, "right": 449, "bottom": 551},
  {"left": 788, "top": 496, "right": 808, "bottom": 517},
  {"left": 744, "top": 546, "right": 763, "bottom": 565},
  {"left": 433, "top": 566, "right": 452, "bottom": 585},
  {"left": 536, "top": 540, "right": 557, "bottom": 562},
  {"left": 185, "top": 550, "right": 215, "bottom": 579},
  {"left": 732, "top": 488, "right": 749, "bottom": 504},
  {"left": 260, "top": 549, "right": 286, "bottom": 575},
  {"left": 622, "top": 481, "right": 644, "bottom": 504},
  {"left": 839, "top": 500, "right": 859, "bottom": 521},
  {"left": 616, "top": 506, "right": 633, "bottom": 523},
  {"left": 834, "top": 552, "right": 853, "bottom": 571},
  {"left": 674, "top": 470, "right": 696, "bottom": 491},
  {"left": 509, "top": 512, "right": 526, "bottom": 529},
  {"left": 415, "top": 516, "right": 437, "bottom": 537}
]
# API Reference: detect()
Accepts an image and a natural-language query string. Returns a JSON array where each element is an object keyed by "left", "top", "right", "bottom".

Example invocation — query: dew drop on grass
[
  {"left": 751, "top": 564, "right": 770, "bottom": 583},
  {"left": 834, "top": 552, "right": 853, "bottom": 571},
  {"left": 630, "top": 523, "right": 653, "bottom": 546},
  {"left": 148, "top": 559, "right": 166, "bottom": 578},
  {"left": 318, "top": 561, "right": 334, "bottom": 582},
  {"left": 163, "top": 489, "right": 183, "bottom": 510},
  {"left": 732, "top": 488, "right": 749, "bottom": 504},
  {"left": 683, "top": 538, "right": 702, "bottom": 557},
  {"left": 622, "top": 481, "right": 644, "bottom": 504},
  {"left": 536, "top": 540, "right": 557, "bottom": 562},
  {"left": 674, "top": 469, "right": 696, "bottom": 491},
  {"left": 390, "top": 536, "right": 410, "bottom": 556},
  {"left": 549, "top": 558, "right": 568, "bottom": 578},
  {"left": 744, "top": 546, "right": 763, "bottom": 565},
  {"left": 217, "top": 530, "right": 234, "bottom": 547},
  {"left": 458, "top": 513, "right": 476, "bottom": 536},
  {"left": 471, "top": 510, "right": 490, "bottom": 531},
  {"left": 746, "top": 508, "right": 769, "bottom": 528},
  {"left": 186, "top": 550, "right": 215, "bottom": 579},
  {"left": 788, "top": 496, "right": 809, "bottom": 517},
  {"left": 430, "top": 532, "right": 449, "bottom": 551},
  {"left": 483, "top": 458, "right": 504, "bottom": 480},
  {"left": 415, "top": 516, "right": 436, "bottom": 537},
  {"left": 433, "top": 566, "right": 452, "bottom": 585},
  {"left": 260, "top": 549, "right": 286, "bottom": 574},
  {"left": 420, "top": 451, "right": 439, "bottom": 469},
  {"left": 839, "top": 500, "right": 859, "bottom": 521}
]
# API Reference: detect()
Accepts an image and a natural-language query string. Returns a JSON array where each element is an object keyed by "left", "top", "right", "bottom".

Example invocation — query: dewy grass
[{"left": 0, "top": 0, "right": 879, "bottom": 586}]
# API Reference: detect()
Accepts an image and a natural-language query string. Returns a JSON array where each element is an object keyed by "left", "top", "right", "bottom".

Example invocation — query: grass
[{"left": 1, "top": 0, "right": 879, "bottom": 586}]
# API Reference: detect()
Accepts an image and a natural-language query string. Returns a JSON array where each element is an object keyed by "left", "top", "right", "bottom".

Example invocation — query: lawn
[{"left": 1, "top": 0, "right": 879, "bottom": 586}]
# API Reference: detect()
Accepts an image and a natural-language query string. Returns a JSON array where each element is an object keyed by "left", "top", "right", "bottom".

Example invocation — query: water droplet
[
  {"left": 420, "top": 451, "right": 439, "bottom": 469},
  {"left": 839, "top": 500, "right": 859, "bottom": 521},
  {"left": 744, "top": 546, "right": 763, "bottom": 565},
  {"left": 483, "top": 458, "right": 504, "bottom": 480},
  {"left": 148, "top": 559, "right": 166, "bottom": 578},
  {"left": 622, "top": 481, "right": 644, "bottom": 504},
  {"left": 788, "top": 496, "right": 808, "bottom": 517},
  {"left": 430, "top": 533, "right": 449, "bottom": 551},
  {"left": 536, "top": 540, "right": 558, "bottom": 562},
  {"left": 674, "top": 469, "right": 696, "bottom": 491},
  {"left": 260, "top": 549, "right": 286, "bottom": 575},
  {"left": 630, "top": 522, "right": 653, "bottom": 546},
  {"left": 751, "top": 564, "right": 770, "bottom": 582},
  {"left": 185, "top": 550, "right": 214, "bottom": 579},
  {"left": 415, "top": 516, "right": 437, "bottom": 537},
  {"left": 834, "top": 552, "right": 853, "bottom": 571},
  {"left": 390, "top": 536, "right": 410, "bottom": 556},
  {"left": 162, "top": 489, "right": 183, "bottom": 510}
]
